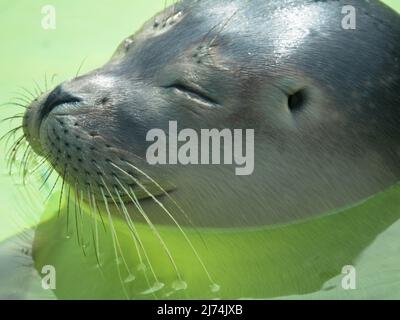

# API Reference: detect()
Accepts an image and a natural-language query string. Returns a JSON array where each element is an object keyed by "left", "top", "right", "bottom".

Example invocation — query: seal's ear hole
[{"left": 288, "top": 89, "right": 307, "bottom": 112}]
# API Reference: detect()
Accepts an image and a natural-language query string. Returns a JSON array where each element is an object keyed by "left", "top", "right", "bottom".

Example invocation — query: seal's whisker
[
  {"left": 75, "top": 57, "right": 88, "bottom": 78},
  {"left": 20, "top": 144, "right": 37, "bottom": 181},
  {"left": 114, "top": 182, "right": 160, "bottom": 289},
  {"left": 201, "top": 18, "right": 223, "bottom": 45},
  {"left": 0, "top": 102, "right": 28, "bottom": 109},
  {"left": 5, "top": 148, "right": 20, "bottom": 172},
  {"left": 74, "top": 183, "right": 86, "bottom": 255},
  {"left": 79, "top": 190, "right": 88, "bottom": 253},
  {"left": 123, "top": 160, "right": 195, "bottom": 227},
  {"left": 114, "top": 188, "right": 143, "bottom": 254},
  {"left": 88, "top": 163, "right": 117, "bottom": 231},
  {"left": 87, "top": 190, "right": 101, "bottom": 267},
  {"left": 2, "top": 131, "right": 27, "bottom": 175},
  {"left": 0, "top": 126, "right": 23, "bottom": 143},
  {"left": 57, "top": 166, "right": 67, "bottom": 218},
  {"left": 7, "top": 97, "right": 30, "bottom": 105},
  {"left": 5, "top": 134, "right": 24, "bottom": 162},
  {"left": 50, "top": 73, "right": 58, "bottom": 85},
  {"left": 115, "top": 189, "right": 160, "bottom": 298},
  {"left": 111, "top": 162, "right": 216, "bottom": 286},
  {"left": 44, "top": 73, "right": 48, "bottom": 92},
  {"left": 209, "top": 9, "right": 238, "bottom": 47},
  {"left": 10, "top": 96, "right": 31, "bottom": 106},
  {"left": 7, "top": 133, "right": 25, "bottom": 149},
  {"left": 15, "top": 137, "right": 30, "bottom": 166},
  {"left": 13, "top": 89, "right": 34, "bottom": 101},
  {"left": 99, "top": 177, "right": 135, "bottom": 279},
  {"left": 14, "top": 143, "right": 30, "bottom": 179},
  {"left": 99, "top": 177, "right": 123, "bottom": 214},
  {"left": 17, "top": 86, "right": 37, "bottom": 101},
  {"left": 2, "top": 131, "right": 24, "bottom": 156},
  {"left": 31, "top": 85, "right": 40, "bottom": 98},
  {"left": 4, "top": 130, "right": 26, "bottom": 151},
  {"left": 12, "top": 93, "right": 32, "bottom": 105},
  {"left": 6, "top": 135, "right": 43, "bottom": 187},
  {"left": 99, "top": 187, "right": 130, "bottom": 300},
  {"left": 199, "top": 7, "right": 236, "bottom": 47},
  {"left": 112, "top": 174, "right": 182, "bottom": 284},
  {"left": 32, "top": 79, "right": 44, "bottom": 97},
  {"left": 21, "top": 148, "right": 35, "bottom": 184},
  {"left": 0, "top": 115, "right": 24, "bottom": 124},
  {"left": 26, "top": 152, "right": 52, "bottom": 177},
  {"left": 89, "top": 184, "right": 107, "bottom": 232},
  {"left": 5, "top": 139, "right": 25, "bottom": 176},
  {"left": 66, "top": 185, "right": 71, "bottom": 235},
  {"left": 38, "top": 164, "right": 55, "bottom": 191},
  {"left": 10, "top": 95, "right": 32, "bottom": 106},
  {"left": 44, "top": 170, "right": 61, "bottom": 203}
]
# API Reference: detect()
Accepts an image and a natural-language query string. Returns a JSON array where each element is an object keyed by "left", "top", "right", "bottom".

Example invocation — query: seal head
[{"left": 23, "top": 0, "right": 400, "bottom": 227}]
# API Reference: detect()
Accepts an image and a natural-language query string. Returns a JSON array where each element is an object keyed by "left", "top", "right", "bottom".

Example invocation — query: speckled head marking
[{"left": 4, "top": 0, "right": 400, "bottom": 230}]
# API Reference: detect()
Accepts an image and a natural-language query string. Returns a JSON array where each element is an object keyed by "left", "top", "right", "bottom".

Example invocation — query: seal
[{"left": 20, "top": 0, "right": 400, "bottom": 228}]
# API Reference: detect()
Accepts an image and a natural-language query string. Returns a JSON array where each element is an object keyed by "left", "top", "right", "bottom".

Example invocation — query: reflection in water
[{"left": 31, "top": 183, "right": 400, "bottom": 299}]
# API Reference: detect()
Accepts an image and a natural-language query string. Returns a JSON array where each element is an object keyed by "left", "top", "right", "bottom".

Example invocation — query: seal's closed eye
[{"left": 164, "top": 82, "right": 219, "bottom": 107}]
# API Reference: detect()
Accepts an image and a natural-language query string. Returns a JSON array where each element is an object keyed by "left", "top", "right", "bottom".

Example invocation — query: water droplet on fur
[
  {"left": 210, "top": 283, "right": 221, "bottom": 293},
  {"left": 124, "top": 274, "right": 136, "bottom": 283},
  {"left": 172, "top": 280, "right": 187, "bottom": 291},
  {"left": 141, "top": 281, "right": 164, "bottom": 295}
]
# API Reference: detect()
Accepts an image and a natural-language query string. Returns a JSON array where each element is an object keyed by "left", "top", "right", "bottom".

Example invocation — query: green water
[
  {"left": 1, "top": 0, "right": 400, "bottom": 299},
  {"left": 0, "top": 0, "right": 169, "bottom": 241},
  {"left": 34, "top": 183, "right": 400, "bottom": 299}
]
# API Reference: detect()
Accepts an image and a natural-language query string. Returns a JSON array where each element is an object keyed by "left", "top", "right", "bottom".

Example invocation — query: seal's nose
[{"left": 40, "top": 85, "right": 82, "bottom": 120}]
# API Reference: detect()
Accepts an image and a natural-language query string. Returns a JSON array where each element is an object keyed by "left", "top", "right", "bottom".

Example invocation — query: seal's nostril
[{"left": 40, "top": 85, "right": 82, "bottom": 120}]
